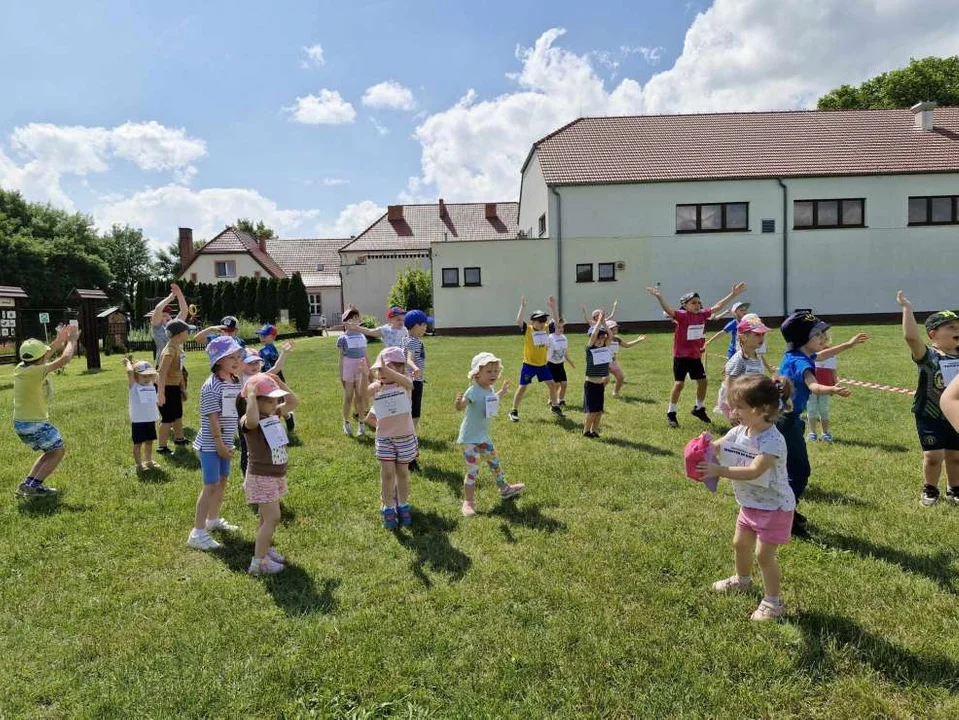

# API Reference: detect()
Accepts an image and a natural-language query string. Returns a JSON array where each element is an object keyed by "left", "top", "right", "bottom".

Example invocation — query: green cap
[
  {"left": 925, "top": 311, "right": 959, "bottom": 333},
  {"left": 19, "top": 338, "right": 51, "bottom": 361}
]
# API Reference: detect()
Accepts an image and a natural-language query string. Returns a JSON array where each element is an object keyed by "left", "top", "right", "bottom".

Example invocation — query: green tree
[
  {"left": 199, "top": 283, "right": 215, "bottom": 323},
  {"left": 254, "top": 277, "right": 270, "bottom": 322},
  {"left": 388, "top": 264, "right": 433, "bottom": 314},
  {"left": 288, "top": 272, "right": 310, "bottom": 331},
  {"left": 102, "top": 224, "right": 151, "bottom": 311},
  {"left": 221, "top": 281, "right": 238, "bottom": 320},
  {"left": 276, "top": 277, "right": 292, "bottom": 319},
  {"left": 152, "top": 243, "right": 181, "bottom": 279},
  {"left": 243, "top": 276, "right": 259, "bottom": 322},
  {"left": 235, "top": 218, "right": 276, "bottom": 239},
  {"left": 818, "top": 56, "right": 959, "bottom": 110},
  {"left": 235, "top": 277, "right": 250, "bottom": 318},
  {"left": 210, "top": 282, "right": 224, "bottom": 321}
]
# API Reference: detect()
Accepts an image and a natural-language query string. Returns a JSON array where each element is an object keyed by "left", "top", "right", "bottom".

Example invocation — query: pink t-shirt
[
  {"left": 673, "top": 309, "right": 713, "bottom": 358},
  {"left": 370, "top": 381, "right": 415, "bottom": 438}
]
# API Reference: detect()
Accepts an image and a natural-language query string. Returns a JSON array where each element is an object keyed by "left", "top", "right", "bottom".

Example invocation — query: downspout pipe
[
  {"left": 777, "top": 178, "right": 788, "bottom": 318},
  {"left": 550, "top": 187, "right": 563, "bottom": 315}
]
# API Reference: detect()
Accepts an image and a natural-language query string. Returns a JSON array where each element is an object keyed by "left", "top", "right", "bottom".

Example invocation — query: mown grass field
[{"left": 1, "top": 324, "right": 957, "bottom": 718}]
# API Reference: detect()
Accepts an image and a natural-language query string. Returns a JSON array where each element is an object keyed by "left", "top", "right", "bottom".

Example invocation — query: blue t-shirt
[
  {"left": 259, "top": 342, "right": 279, "bottom": 371},
  {"left": 723, "top": 319, "right": 738, "bottom": 358},
  {"left": 779, "top": 350, "right": 817, "bottom": 415},
  {"left": 457, "top": 382, "right": 495, "bottom": 445}
]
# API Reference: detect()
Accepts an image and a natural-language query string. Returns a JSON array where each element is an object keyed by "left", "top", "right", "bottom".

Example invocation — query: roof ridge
[{"left": 569, "top": 107, "right": 959, "bottom": 123}]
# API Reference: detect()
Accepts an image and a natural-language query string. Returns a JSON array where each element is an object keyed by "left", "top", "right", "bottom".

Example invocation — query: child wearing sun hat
[{"left": 123, "top": 357, "right": 161, "bottom": 472}]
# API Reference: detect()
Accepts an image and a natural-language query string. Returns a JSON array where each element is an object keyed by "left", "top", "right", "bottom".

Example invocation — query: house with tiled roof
[
  {"left": 178, "top": 226, "right": 347, "bottom": 326},
  {"left": 339, "top": 201, "right": 519, "bottom": 319},
  {"left": 432, "top": 103, "right": 959, "bottom": 330}
]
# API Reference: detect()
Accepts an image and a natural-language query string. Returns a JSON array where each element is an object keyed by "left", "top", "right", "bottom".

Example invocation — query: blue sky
[{"left": 1, "top": 0, "right": 957, "bottom": 247}]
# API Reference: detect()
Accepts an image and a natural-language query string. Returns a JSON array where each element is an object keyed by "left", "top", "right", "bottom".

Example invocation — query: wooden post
[
  {"left": 68, "top": 289, "right": 108, "bottom": 371},
  {"left": 0, "top": 286, "right": 29, "bottom": 362}
]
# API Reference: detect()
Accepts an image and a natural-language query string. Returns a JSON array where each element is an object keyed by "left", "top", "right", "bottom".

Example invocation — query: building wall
[
  {"left": 518, "top": 151, "right": 549, "bottom": 240},
  {"left": 181, "top": 253, "right": 268, "bottom": 284},
  {"left": 305, "top": 286, "right": 343, "bottom": 327},
  {"left": 340, "top": 250, "right": 431, "bottom": 321},
  {"left": 431, "top": 238, "right": 556, "bottom": 330}
]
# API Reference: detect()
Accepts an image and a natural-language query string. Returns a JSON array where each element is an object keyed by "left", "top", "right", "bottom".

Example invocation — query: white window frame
[
  {"left": 308, "top": 294, "right": 321, "bottom": 315},
  {"left": 215, "top": 260, "right": 237, "bottom": 278}
]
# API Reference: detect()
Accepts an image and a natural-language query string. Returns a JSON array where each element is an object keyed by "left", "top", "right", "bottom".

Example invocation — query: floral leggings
[{"left": 462, "top": 442, "right": 506, "bottom": 487}]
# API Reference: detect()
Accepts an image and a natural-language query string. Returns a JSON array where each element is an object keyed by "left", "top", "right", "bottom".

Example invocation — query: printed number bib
[
  {"left": 590, "top": 347, "right": 613, "bottom": 365},
  {"left": 485, "top": 393, "right": 500, "bottom": 418},
  {"left": 373, "top": 387, "right": 411, "bottom": 418},
  {"left": 259, "top": 416, "right": 289, "bottom": 464},
  {"left": 532, "top": 331, "right": 548, "bottom": 347},
  {"left": 686, "top": 324, "right": 705, "bottom": 341},
  {"left": 221, "top": 388, "right": 239, "bottom": 418},
  {"left": 136, "top": 384, "right": 158, "bottom": 404},
  {"left": 940, "top": 358, "right": 959, "bottom": 388},
  {"left": 720, "top": 441, "right": 769, "bottom": 488},
  {"left": 345, "top": 334, "right": 367, "bottom": 350},
  {"left": 549, "top": 338, "right": 568, "bottom": 363}
]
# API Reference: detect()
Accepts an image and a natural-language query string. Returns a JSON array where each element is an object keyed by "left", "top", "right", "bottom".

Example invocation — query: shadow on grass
[
  {"left": 802, "top": 486, "right": 873, "bottom": 508},
  {"left": 164, "top": 448, "right": 200, "bottom": 470},
  {"left": 601, "top": 436, "right": 675, "bottom": 456},
  {"left": 417, "top": 437, "right": 451, "bottom": 452},
  {"left": 17, "top": 493, "right": 91, "bottom": 517},
  {"left": 616, "top": 394, "right": 657, "bottom": 405},
  {"left": 833, "top": 437, "right": 910, "bottom": 453},
  {"left": 393, "top": 508, "right": 471, "bottom": 588},
  {"left": 422, "top": 466, "right": 463, "bottom": 497},
  {"left": 813, "top": 529, "right": 957, "bottom": 594},
  {"left": 486, "top": 500, "right": 566, "bottom": 536},
  {"left": 287, "top": 432, "right": 304, "bottom": 448},
  {"left": 0, "top": 382, "right": 13, "bottom": 391},
  {"left": 215, "top": 537, "right": 339, "bottom": 615},
  {"left": 533, "top": 414, "right": 580, "bottom": 432},
  {"left": 137, "top": 467, "right": 173, "bottom": 484},
  {"left": 793, "top": 610, "right": 959, "bottom": 689}
]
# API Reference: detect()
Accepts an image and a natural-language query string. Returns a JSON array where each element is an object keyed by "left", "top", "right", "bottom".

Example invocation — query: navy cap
[
  {"left": 221, "top": 316, "right": 239, "bottom": 329},
  {"left": 781, "top": 312, "right": 830, "bottom": 350},
  {"left": 404, "top": 309, "right": 433, "bottom": 329}
]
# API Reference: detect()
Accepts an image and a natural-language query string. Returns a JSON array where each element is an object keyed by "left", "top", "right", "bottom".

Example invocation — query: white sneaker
[
  {"left": 357, "top": 423, "right": 366, "bottom": 437},
  {"left": 206, "top": 517, "right": 239, "bottom": 532},
  {"left": 248, "top": 557, "right": 285, "bottom": 575},
  {"left": 186, "top": 529, "right": 221, "bottom": 551},
  {"left": 267, "top": 547, "right": 285, "bottom": 563},
  {"left": 343, "top": 421, "right": 352, "bottom": 436}
]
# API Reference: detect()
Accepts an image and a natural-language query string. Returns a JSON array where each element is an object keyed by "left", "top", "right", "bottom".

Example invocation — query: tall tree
[
  {"left": 254, "top": 277, "right": 271, "bottom": 322},
  {"left": 289, "top": 272, "right": 310, "bottom": 331},
  {"left": 276, "top": 277, "right": 292, "bottom": 320},
  {"left": 152, "top": 243, "right": 181, "bottom": 279},
  {"left": 818, "top": 56, "right": 959, "bottom": 110},
  {"left": 103, "top": 224, "right": 152, "bottom": 312},
  {"left": 220, "top": 281, "right": 238, "bottom": 320},
  {"left": 235, "top": 218, "right": 276, "bottom": 239},
  {"left": 235, "top": 276, "right": 250, "bottom": 318},
  {"left": 388, "top": 264, "right": 433, "bottom": 314},
  {"left": 210, "top": 282, "right": 224, "bottom": 322}
]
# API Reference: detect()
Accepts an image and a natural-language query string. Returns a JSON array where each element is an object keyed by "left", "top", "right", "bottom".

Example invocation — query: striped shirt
[
  {"left": 585, "top": 344, "right": 611, "bottom": 378},
  {"left": 336, "top": 331, "right": 368, "bottom": 359},
  {"left": 194, "top": 374, "right": 242, "bottom": 452},
  {"left": 404, "top": 335, "right": 426, "bottom": 381}
]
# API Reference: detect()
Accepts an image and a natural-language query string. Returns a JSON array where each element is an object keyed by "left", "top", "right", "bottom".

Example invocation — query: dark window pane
[
  {"left": 538, "top": 214, "right": 546, "bottom": 236},
  {"left": 931, "top": 197, "right": 953, "bottom": 223},
  {"left": 598, "top": 263, "right": 615, "bottom": 281},
  {"left": 701, "top": 204, "right": 722, "bottom": 230},
  {"left": 726, "top": 203, "right": 748, "bottom": 229},
  {"left": 576, "top": 264, "right": 593, "bottom": 282},
  {"left": 794, "top": 201, "right": 814, "bottom": 227},
  {"left": 908, "top": 197, "right": 928, "bottom": 224},
  {"left": 676, "top": 205, "right": 697, "bottom": 231},
  {"left": 817, "top": 200, "right": 839, "bottom": 226},
  {"left": 842, "top": 199, "right": 863, "bottom": 226},
  {"left": 442, "top": 268, "right": 458, "bottom": 286},
  {"left": 464, "top": 268, "right": 481, "bottom": 286}
]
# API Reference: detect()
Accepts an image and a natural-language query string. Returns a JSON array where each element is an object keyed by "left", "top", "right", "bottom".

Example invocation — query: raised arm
[
  {"left": 607, "top": 299, "right": 618, "bottom": 322},
  {"left": 516, "top": 296, "right": 527, "bottom": 328},
  {"left": 546, "top": 295, "right": 559, "bottom": 323},
  {"left": 123, "top": 356, "right": 136, "bottom": 385},
  {"left": 150, "top": 291, "right": 176, "bottom": 327},
  {"left": 268, "top": 341, "right": 294, "bottom": 376},
  {"left": 709, "top": 282, "right": 747, "bottom": 315},
  {"left": 816, "top": 333, "right": 869, "bottom": 362},
  {"left": 580, "top": 304, "right": 591, "bottom": 325},
  {"left": 272, "top": 374, "right": 299, "bottom": 415},
  {"left": 378, "top": 363, "right": 413, "bottom": 391},
  {"left": 193, "top": 325, "right": 225, "bottom": 344},
  {"left": 588, "top": 311, "right": 606, "bottom": 347},
  {"left": 896, "top": 291, "right": 927, "bottom": 361},
  {"left": 243, "top": 383, "right": 261, "bottom": 430},
  {"left": 646, "top": 286, "right": 675, "bottom": 319},
  {"left": 621, "top": 335, "right": 647, "bottom": 349},
  {"left": 45, "top": 326, "right": 79, "bottom": 372},
  {"left": 172, "top": 284, "right": 188, "bottom": 321}
]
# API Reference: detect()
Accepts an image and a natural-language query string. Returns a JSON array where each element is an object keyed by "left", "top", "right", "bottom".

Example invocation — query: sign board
[
  {"left": 0, "top": 298, "right": 14, "bottom": 308},
  {"left": 0, "top": 309, "right": 17, "bottom": 338},
  {"left": 39, "top": 312, "right": 50, "bottom": 324}
]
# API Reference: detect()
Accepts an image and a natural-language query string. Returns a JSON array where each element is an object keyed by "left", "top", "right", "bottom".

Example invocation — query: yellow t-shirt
[
  {"left": 13, "top": 363, "right": 53, "bottom": 422},
  {"left": 522, "top": 322, "right": 550, "bottom": 366}
]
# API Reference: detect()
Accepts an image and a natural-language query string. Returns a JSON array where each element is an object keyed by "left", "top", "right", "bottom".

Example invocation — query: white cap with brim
[{"left": 469, "top": 352, "right": 502, "bottom": 379}]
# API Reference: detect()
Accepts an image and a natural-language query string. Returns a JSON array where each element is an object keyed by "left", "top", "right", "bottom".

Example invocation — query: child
[
  {"left": 369, "top": 346, "right": 417, "bottom": 528},
  {"left": 404, "top": 309, "right": 432, "bottom": 473},
  {"left": 547, "top": 318, "right": 576, "bottom": 406},
  {"left": 717, "top": 316, "right": 770, "bottom": 421},
  {"left": 255, "top": 326, "right": 295, "bottom": 432},
  {"left": 581, "top": 299, "right": 618, "bottom": 329},
  {"left": 218, "top": 316, "right": 246, "bottom": 348},
  {"left": 583, "top": 311, "right": 612, "bottom": 438},
  {"left": 186, "top": 336, "right": 245, "bottom": 551},
  {"left": 456, "top": 352, "right": 523, "bottom": 517},
  {"left": 605, "top": 320, "right": 646, "bottom": 398},
  {"left": 806, "top": 331, "right": 838, "bottom": 443},
  {"left": 697, "top": 375, "right": 795, "bottom": 621},
  {"left": 237, "top": 349, "right": 265, "bottom": 476},
  {"left": 509, "top": 295, "right": 563, "bottom": 421},
  {"left": 339, "top": 307, "right": 370, "bottom": 437},
  {"left": 778, "top": 312, "right": 868, "bottom": 533},
  {"left": 12, "top": 326, "right": 80, "bottom": 497},
  {"left": 941, "top": 367, "right": 959, "bottom": 431},
  {"left": 647, "top": 283, "right": 747, "bottom": 428},
  {"left": 239, "top": 373, "right": 298, "bottom": 575},
  {"left": 352, "top": 305, "right": 409, "bottom": 348},
  {"left": 124, "top": 357, "right": 160, "bottom": 472},
  {"left": 705, "top": 301, "right": 751, "bottom": 359},
  {"left": 896, "top": 292, "right": 959, "bottom": 507},
  {"left": 150, "top": 283, "right": 188, "bottom": 362}
]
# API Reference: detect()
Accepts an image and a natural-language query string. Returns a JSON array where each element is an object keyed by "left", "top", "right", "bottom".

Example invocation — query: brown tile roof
[
  {"left": 340, "top": 202, "right": 520, "bottom": 252},
  {"left": 183, "top": 227, "right": 287, "bottom": 279},
  {"left": 266, "top": 238, "right": 348, "bottom": 288},
  {"left": 530, "top": 108, "right": 959, "bottom": 185}
]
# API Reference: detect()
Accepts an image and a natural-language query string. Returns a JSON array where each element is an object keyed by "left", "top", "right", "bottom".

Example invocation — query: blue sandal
[{"left": 381, "top": 506, "right": 398, "bottom": 529}]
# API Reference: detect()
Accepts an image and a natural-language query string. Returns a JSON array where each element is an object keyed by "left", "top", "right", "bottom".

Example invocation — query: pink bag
[{"left": 684, "top": 432, "right": 719, "bottom": 492}]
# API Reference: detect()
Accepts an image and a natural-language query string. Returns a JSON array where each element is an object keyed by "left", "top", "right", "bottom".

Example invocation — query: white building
[
  {"left": 178, "top": 226, "right": 347, "bottom": 326},
  {"left": 434, "top": 104, "right": 959, "bottom": 331}
]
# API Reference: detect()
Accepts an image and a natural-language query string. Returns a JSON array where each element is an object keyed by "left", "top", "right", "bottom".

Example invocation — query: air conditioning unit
[{"left": 615, "top": 261, "right": 626, "bottom": 270}]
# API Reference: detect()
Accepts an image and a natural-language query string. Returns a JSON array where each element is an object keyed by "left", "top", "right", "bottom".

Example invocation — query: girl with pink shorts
[{"left": 338, "top": 306, "right": 370, "bottom": 437}]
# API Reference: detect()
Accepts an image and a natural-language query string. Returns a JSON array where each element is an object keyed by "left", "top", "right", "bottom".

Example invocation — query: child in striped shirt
[
  {"left": 583, "top": 310, "right": 612, "bottom": 438},
  {"left": 186, "top": 336, "right": 244, "bottom": 551},
  {"left": 403, "top": 310, "right": 432, "bottom": 474}
]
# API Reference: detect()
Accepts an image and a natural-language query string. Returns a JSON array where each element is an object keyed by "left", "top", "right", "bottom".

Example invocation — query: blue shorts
[
  {"left": 199, "top": 451, "right": 232, "bottom": 484},
  {"left": 14, "top": 421, "right": 64, "bottom": 452},
  {"left": 519, "top": 363, "right": 553, "bottom": 386}
]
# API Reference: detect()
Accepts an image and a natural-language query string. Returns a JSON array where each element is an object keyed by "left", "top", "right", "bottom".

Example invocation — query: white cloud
[
  {"left": 109, "top": 121, "right": 206, "bottom": 172},
  {"left": 409, "top": 2, "right": 959, "bottom": 202},
  {"left": 361, "top": 80, "right": 416, "bottom": 111},
  {"left": 317, "top": 200, "right": 385, "bottom": 237},
  {"left": 286, "top": 89, "right": 357, "bottom": 125},
  {"left": 369, "top": 117, "right": 390, "bottom": 136},
  {"left": 300, "top": 44, "right": 325, "bottom": 69},
  {"left": 11, "top": 124, "right": 111, "bottom": 175},
  {"left": 621, "top": 45, "right": 664, "bottom": 65},
  {"left": 322, "top": 177, "right": 350, "bottom": 186}
]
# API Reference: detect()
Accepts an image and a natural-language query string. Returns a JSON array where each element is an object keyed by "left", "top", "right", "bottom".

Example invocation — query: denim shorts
[
  {"left": 14, "top": 421, "right": 64, "bottom": 452},
  {"left": 199, "top": 450, "right": 232, "bottom": 484}
]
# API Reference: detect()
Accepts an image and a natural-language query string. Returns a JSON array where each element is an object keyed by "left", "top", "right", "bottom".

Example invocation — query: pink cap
[
  {"left": 684, "top": 433, "right": 719, "bottom": 492},
  {"left": 243, "top": 373, "right": 288, "bottom": 398},
  {"left": 737, "top": 316, "right": 769, "bottom": 335},
  {"left": 371, "top": 346, "right": 406, "bottom": 369}
]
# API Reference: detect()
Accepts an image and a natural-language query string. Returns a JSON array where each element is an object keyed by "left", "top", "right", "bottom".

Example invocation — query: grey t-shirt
[
  {"left": 720, "top": 425, "right": 795, "bottom": 511},
  {"left": 152, "top": 323, "right": 168, "bottom": 363},
  {"left": 724, "top": 350, "right": 764, "bottom": 379}
]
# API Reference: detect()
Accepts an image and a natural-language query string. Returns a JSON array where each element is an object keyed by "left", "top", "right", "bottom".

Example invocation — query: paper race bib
[
  {"left": 532, "top": 331, "right": 548, "bottom": 347},
  {"left": 610, "top": 341, "right": 620, "bottom": 357},
  {"left": 590, "top": 347, "right": 613, "bottom": 365},
  {"left": 258, "top": 416, "right": 289, "bottom": 465},
  {"left": 686, "top": 324, "right": 705, "bottom": 341},
  {"left": 136, "top": 384, "right": 158, "bottom": 404},
  {"left": 720, "top": 441, "right": 769, "bottom": 488},
  {"left": 548, "top": 337, "right": 568, "bottom": 363},
  {"left": 221, "top": 388, "right": 239, "bottom": 418},
  {"left": 345, "top": 334, "right": 367, "bottom": 350},
  {"left": 940, "top": 358, "right": 959, "bottom": 388},
  {"left": 373, "top": 386, "right": 411, "bottom": 418},
  {"left": 179, "top": 353, "right": 186, "bottom": 370},
  {"left": 485, "top": 393, "right": 500, "bottom": 418}
]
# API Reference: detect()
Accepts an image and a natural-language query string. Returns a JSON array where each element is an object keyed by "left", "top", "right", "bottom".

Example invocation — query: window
[
  {"left": 189, "top": 272, "right": 198, "bottom": 283},
  {"left": 793, "top": 198, "right": 865, "bottom": 229},
  {"left": 441, "top": 268, "right": 459, "bottom": 287},
  {"left": 908, "top": 195, "right": 959, "bottom": 225},
  {"left": 538, "top": 213, "right": 547, "bottom": 237},
  {"left": 253, "top": 270, "right": 261, "bottom": 279},
  {"left": 464, "top": 267, "right": 481, "bottom": 287},
  {"left": 598, "top": 263, "right": 616, "bottom": 282},
  {"left": 215, "top": 260, "right": 236, "bottom": 278},
  {"left": 576, "top": 263, "right": 594, "bottom": 283},
  {"left": 675, "top": 202, "right": 749, "bottom": 233},
  {"left": 308, "top": 294, "right": 321, "bottom": 315}
]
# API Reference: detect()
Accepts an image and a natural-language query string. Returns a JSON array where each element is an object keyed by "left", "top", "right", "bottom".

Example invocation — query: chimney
[
  {"left": 388, "top": 205, "right": 404, "bottom": 221},
  {"left": 485, "top": 202, "right": 497, "bottom": 219},
  {"left": 258, "top": 235, "right": 268, "bottom": 253},
  {"left": 911, "top": 101, "right": 937, "bottom": 131},
  {"left": 178, "top": 227, "right": 194, "bottom": 270},
  {"left": 438, "top": 198, "right": 447, "bottom": 217}
]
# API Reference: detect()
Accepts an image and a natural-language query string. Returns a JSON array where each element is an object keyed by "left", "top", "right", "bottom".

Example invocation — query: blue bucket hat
[
  {"left": 206, "top": 335, "right": 242, "bottom": 369},
  {"left": 404, "top": 309, "right": 434, "bottom": 329}
]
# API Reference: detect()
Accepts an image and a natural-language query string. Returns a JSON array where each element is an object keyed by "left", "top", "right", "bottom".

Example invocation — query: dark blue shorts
[
  {"left": 916, "top": 415, "right": 959, "bottom": 452},
  {"left": 519, "top": 363, "right": 553, "bottom": 386}
]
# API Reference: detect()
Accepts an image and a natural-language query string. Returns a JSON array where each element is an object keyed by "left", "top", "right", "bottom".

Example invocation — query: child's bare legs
[
  {"left": 945, "top": 449, "right": 959, "bottom": 490},
  {"left": 207, "top": 478, "right": 228, "bottom": 521},
  {"left": 820, "top": 417, "right": 831, "bottom": 435},
  {"left": 394, "top": 463, "right": 410, "bottom": 505},
  {"left": 611, "top": 364, "right": 625, "bottom": 396},
  {"left": 593, "top": 411, "right": 603, "bottom": 434},
  {"left": 159, "top": 422, "right": 172, "bottom": 448},
  {"left": 808, "top": 414, "right": 821, "bottom": 436},
  {"left": 755, "top": 540, "right": 782, "bottom": 598},
  {"left": 733, "top": 525, "right": 757, "bottom": 578},
  {"left": 142, "top": 440, "right": 154, "bottom": 464},
  {"left": 380, "top": 461, "right": 398, "bottom": 507},
  {"left": 558, "top": 381, "right": 567, "bottom": 402},
  {"left": 511, "top": 383, "right": 528, "bottom": 411},
  {"left": 352, "top": 375, "right": 367, "bottom": 418},
  {"left": 695, "top": 378, "right": 708, "bottom": 406},
  {"left": 545, "top": 379, "right": 558, "bottom": 405},
  {"left": 669, "top": 381, "right": 684, "bottom": 405},
  {"left": 172, "top": 418, "right": 185, "bottom": 442},
  {"left": 254, "top": 501, "right": 281, "bottom": 560},
  {"left": 923, "top": 449, "right": 945, "bottom": 488},
  {"left": 194, "top": 484, "right": 219, "bottom": 531},
  {"left": 133, "top": 442, "right": 143, "bottom": 468},
  {"left": 29, "top": 447, "right": 65, "bottom": 482},
  {"left": 342, "top": 381, "right": 355, "bottom": 422}
]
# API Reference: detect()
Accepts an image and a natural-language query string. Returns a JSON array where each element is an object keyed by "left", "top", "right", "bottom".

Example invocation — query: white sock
[
  {"left": 763, "top": 595, "right": 782, "bottom": 605},
  {"left": 667, "top": 403, "right": 677, "bottom": 413},
  {"left": 738, "top": 575, "right": 752, "bottom": 583},
  {"left": 695, "top": 400, "right": 705, "bottom": 409}
]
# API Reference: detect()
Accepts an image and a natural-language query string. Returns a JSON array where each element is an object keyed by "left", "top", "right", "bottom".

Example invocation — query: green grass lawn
[{"left": 1, "top": 324, "right": 957, "bottom": 718}]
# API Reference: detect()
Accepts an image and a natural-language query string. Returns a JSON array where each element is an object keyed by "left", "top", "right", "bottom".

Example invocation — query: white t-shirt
[
  {"left": 815, "top": 356, "right": 838, "bottom": 370},
  {"left": 129, "top": 383, "right": 160, "bottom": 424},
  {"left": 720, "top": 425, "right": 795, "bottom": 511},
  {"left": 547, "top": 333, "right": 568, "bottom": 364},
  {"left": 379, "top": 325, "right": 409, "bottom": 349}
]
